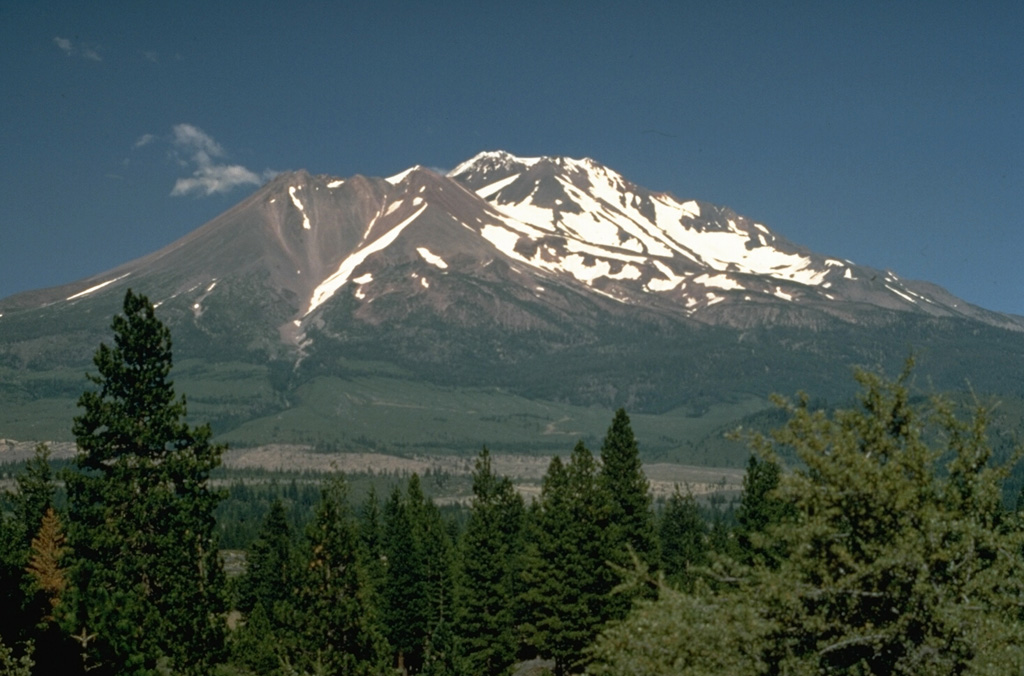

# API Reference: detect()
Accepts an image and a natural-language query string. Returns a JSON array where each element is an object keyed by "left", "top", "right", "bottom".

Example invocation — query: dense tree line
[
  {"left": 588, "top": 364, "right": 1024, "bottom": 675},
  {"left": 3, "top": 291, "right": 1024, "bottom": 675}
]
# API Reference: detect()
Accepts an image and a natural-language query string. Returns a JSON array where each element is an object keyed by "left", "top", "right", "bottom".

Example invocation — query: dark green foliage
[
  {"left": 454, "top": 448, "right": 525, "bottom": 676},
  {"left": 0, "top": 511, "right": 28, "bottom": 648},
  {"left": 358, "top": 486, "right": 387, "bottom": 600},
  {"left": 380, "top": 475, "right": 455, "bottom": 674},
  {"left": 757, "top": 366, "right": 1024, "bottom": 674},
  {"left": 237, "top": 498, "right": 295, "bottom": 616},
  {"left": 733, "top": 454, "right": 789, "bottom": 567},
  {"left": 288, "top": 475, "right": 388, "bottom": 675},
  {"left": 230, "top": 601, "right": 282, "bottom": 675},
  {"left": 13, "top": 444, "right": 55, "bottom": 548},
  {"left": 406, "top": 474, "right": 456, "bottom": 649},
  {"left": 382, "top": 485, "right": 427, "bottom": 672},
  {"left": 658, "top": 485, "right": 707, "bottom": 590},
  {"left": 420, "top": 617, "right": 460, "bottom": 676},
  {"left": 214, "top": 479, "right": 321, "bottom": 550},
  {"left": 0, "top": 444, "right": 80, "bottom": 674},
  {"left": 590, "top": 364, "right": 1024, "bottom": 675},
  {"left": 0, "top": 444, "right": 54, "bottom": 647},
  {"left": 63, "top": 289, "right": 227, "bottom": 676},
  {"left": 598, "top": 409, "right": 658, "bottom": 616},
  {"left": 522, "top": 442, "right": 612, "bottom": 676},
  {"left": 587, "top": 581, "right": 770, "bottom": 676}
]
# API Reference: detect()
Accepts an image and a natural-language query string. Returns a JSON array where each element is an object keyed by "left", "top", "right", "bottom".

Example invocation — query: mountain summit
[
  {"left": 6, "top": 151, "right": 1017, "bottom": 336},
  {"left": 3, "top": 152, "right": 1023, "bottom": 444}
]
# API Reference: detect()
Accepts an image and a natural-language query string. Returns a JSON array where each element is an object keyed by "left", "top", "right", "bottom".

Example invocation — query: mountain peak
[
  {"left": 3, "top": 150, "right": 1021, "bottom": 340},
  {"left": 448, "top": 150, "right": 538, "bottom": 178}
]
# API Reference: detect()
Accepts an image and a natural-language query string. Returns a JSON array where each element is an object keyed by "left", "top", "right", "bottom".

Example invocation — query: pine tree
[
  {"left": 382, "top": 484, "right": 428, "bottom": 674},
  {"left": 522, "top": 442, "right": 611, "bottom": 676},
  {"left": 13, "top": 443, "right": 56, "bottom": 547},
  {"left": 64, "top": 289, "right": 227, "bottom": 676},
  {"left": 454, "top": 447, "right": 525, "bottom": 676},
  {"left": 239, "top": 497, "right": 296, "bottom": 617},
  {"left": 756, "top": 367, "right": 1024, "bottom": 674},
  {"left": 380, "top": 474, "right": 456, "bottom": 675},
  {"left": 0, "top": 443, "right": 58, "bottom": 649},
  {"left": 0, "top": 512, "right": 29, "bottom": 653},
  {"left": 358, "top": 485, "right": 387, "bottom": 599},
  {"left": 733, "top": 453, "right": 789, "bottom": 567},
  {"left": 589, "top": 365, "right": 1024, "bottom": 675},
  {"left": 26, "top": 507, "right": 68, "bottom": 617},
  {"left": 658, "top": 485, "right": 707, "bottom": 591},
  {"left": 406, "top": 475, "right": 456, "bottom": 655},
  {"left": 289, "top": 475, "right": 388, "bottom": 675},
  {"left": 230, "top": 601, "right": 282, "bottom": 676},
  {"left": 598, "top": 409, "right": 658, "bottom": 617}
]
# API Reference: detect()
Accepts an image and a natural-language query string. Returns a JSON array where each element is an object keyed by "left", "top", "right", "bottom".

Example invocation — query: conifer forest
[{"left": 4, "top": 290, "right": 1024, "bottom": 675}]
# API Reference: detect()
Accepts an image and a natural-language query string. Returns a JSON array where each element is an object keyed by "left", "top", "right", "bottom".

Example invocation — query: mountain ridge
[
  {"left": 4, "top": 151, "right": 1020, "bottom": 333},
  {"left": 3, "top": 151, "right": 1024, "bottom": 451}
]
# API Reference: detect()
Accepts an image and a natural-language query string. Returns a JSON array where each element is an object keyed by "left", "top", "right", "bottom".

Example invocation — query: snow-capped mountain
[
  {"left": 7, "top": 150, "right": 1017, "bottom": 336},
  {"left": 3, "top": 151, "right": 1024, "bottom": 439},
  {"left": 446, "top": 151, "right": 1007, "bottom": 326}
]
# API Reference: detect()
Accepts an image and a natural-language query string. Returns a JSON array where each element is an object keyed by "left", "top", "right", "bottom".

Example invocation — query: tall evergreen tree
[
  {"left": 232, "top": 497, "right": 298, "bottom": 674},
  {"left": 358, "top": 485, "right": 387, "bottom": 599},
  {"left": 381, "top": 474, "right": 456, "bottom": 675},
  {"left": 230, "top": 601, "right": 281, "bottom": 676},
  {"left": 13, "top": 444, "right": 56, "bottom": 548},
  {"left": 406, "top": 474, "right": 455, "bottom": 645},
  {"left": 0, "top": 511, "right": 29, "bottom": 659},
  {"left": 289, "top": 475, "right": 388, "bottom": 675},
  {"left": 64, "top": 289, "right": 227, "bottom": 676},
  {"left": 0, "top": 443, "right": 58, "bottom": 649},
  {"left": 733, "top": 453, "right": 789, "bottom": 567},
  {"left": 382, "top": 484, "right": 429, "bottom": 674},
  {"left": 589, "top": 365, "right": 1024, "bottom": 675},
  {"left": 658, "top": 485, "right": 707, "bottom": 591},
  {"left": 454, "top": 447, "right": 525, "bottom": 676},
  {"left": 522, "top": 442, "right": 611, "bottom": 676},
  {"left": 598, "top": 409, "right": 658, "bottom": 617},
  {"left": 238, "top": 497, "right": 296, "bottom": 616}
]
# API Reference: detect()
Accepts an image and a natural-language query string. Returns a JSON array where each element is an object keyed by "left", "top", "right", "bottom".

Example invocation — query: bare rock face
[{"left": 2, "top": 151, "right": 1023, "bottom": 421}]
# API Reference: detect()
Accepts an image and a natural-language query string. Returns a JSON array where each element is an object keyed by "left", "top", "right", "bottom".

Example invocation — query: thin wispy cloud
[
  {"left": 53, "top": 36, "right": 102, "bottom": 61},
  {"left": 167, "top": 124, "right": 269, "bottom": 197}
]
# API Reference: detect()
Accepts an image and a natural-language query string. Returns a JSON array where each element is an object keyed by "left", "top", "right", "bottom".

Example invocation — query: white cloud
[
  {"left": 172, "top": 164, "right": 262, "bottom": 197},
  {"left": 134, "top": 133, "right": 156, "bottom": 148},
  {"left": 168, "top": 124, "right": 265, "bottom": 197},
  {"left": 54, "top": 36, "right": 102, "bottom": 61},
  {"left": 53, "top": 37, "right": 73, "bottom": 55}
]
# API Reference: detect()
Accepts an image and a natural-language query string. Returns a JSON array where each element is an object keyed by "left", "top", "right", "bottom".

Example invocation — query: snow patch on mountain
[
  {"left": 475, "top": 173, "right": 520, "bottom": 199},
  {"left": 66, "top": 273, "right": 131, "bottom": 301},
  {"left": 694, "top": 273, "right": 744, "bottom": 291},
  {"left": 306, "top": 204, "right": 428, "bottom": 316},
  {"left": 647, "top": 261, "right": 687, "bottom": 292},
  {"left": 417, "top": 247, "right": 448, "bottom": 270},
  {"left": 448, "top": 150, "right": 541, "bottom": 178},
  {"left": 289, "top": 186, "right": 311, "bottom": 230},
  {"left": 458, "top": 153, "right": 850, "bottom": 302},
  {"left": 386, "top": 166, "right": 423, "bottom": 185}
]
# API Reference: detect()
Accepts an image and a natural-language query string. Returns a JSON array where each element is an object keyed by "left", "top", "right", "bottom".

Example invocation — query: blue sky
[{"left": 2, "top": 2, "right": 1022, "bottom": 315}]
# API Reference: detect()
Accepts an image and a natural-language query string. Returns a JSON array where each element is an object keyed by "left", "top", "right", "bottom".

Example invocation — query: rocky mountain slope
[{"left": 2, "top": 152, "right": 1023, "bottom": 450}]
